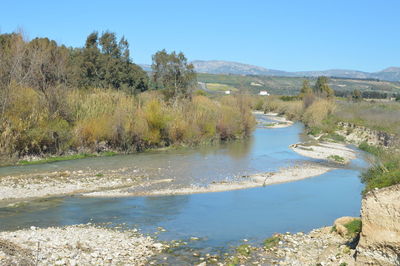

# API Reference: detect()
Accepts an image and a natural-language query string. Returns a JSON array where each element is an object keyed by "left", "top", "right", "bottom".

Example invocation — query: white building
[
  {"left": 259, "top": 90, "right": 269, "bottom": 96},
  {"left": 225, "top": 90, "right": 231, "bottom": 95}
]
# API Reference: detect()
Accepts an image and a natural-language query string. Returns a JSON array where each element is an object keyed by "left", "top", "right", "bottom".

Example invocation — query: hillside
[
  {"left": 197, "top": 73, "right": 400, "bottom": 96},
  {"left": 191, "top": 60, "right": 400, "bottom": 82},
  {"left": 192, "top": 60, "right": 289, "bottom": 76}
]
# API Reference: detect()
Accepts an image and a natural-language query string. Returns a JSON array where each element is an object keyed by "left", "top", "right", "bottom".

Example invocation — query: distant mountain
[
  {"left": 190, "top": 60, "right": 400, "bottom": 82},
  {"left": 139, "top": 60, "right": 400, "bottom": 82},
  {"left": 191, "top": 60, "right": 289, "bottom": 76},
  {"left": 371, "top": 67, "right": 400, "bottom": 82},
  {"left": 294, "top": 69, "right": 370, "bottom": 79}
]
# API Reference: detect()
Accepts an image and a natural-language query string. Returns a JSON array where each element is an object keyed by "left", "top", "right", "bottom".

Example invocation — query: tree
[
  {"left": 299, "top": 80, "right": 312, "bottom": 97},
  {"left": 313, "top": 76, "right": 334, "bottom": 98},
  {"left": 352, "top": 89, "right": 362, "bottom": 101},
  {"left": 77, "top": 31, "right": 148, "bottom": 93},
  {"left": 151, "top": 49, "right": 196, "bottom": 99}
]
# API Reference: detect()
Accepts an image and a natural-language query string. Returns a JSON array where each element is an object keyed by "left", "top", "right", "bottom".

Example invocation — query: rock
[
  {"left": 356, "top": 184, "right": 400, "bottom": 265},
  {"left": 55, "top": 259, "right": 65, "bottom": 265},
  {"left": 153, "top": 243, "right": 163, "bottom": 250}
]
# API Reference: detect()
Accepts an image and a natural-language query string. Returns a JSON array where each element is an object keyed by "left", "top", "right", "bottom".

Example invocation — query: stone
[{"left": 153, "top": 243, "right": 163, "bottom": 250}]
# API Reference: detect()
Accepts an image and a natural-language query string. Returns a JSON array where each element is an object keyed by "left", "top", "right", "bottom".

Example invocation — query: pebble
[{"left": 0, "top": 225, "right": 158, "bottom": 265}]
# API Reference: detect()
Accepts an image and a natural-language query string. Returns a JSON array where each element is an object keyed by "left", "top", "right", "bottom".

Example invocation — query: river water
[{"left": 0, "top": 114, "right": 366, "bottom": 252}]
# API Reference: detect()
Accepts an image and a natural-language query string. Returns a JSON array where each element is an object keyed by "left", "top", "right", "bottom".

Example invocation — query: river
[{"left": 0, "top": 114, "right": 366, "bottom": 255}]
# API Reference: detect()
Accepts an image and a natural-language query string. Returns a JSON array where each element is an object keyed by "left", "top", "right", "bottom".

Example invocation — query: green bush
[{"left": 344, "top": 219, "right": 362, "bottom": 237}]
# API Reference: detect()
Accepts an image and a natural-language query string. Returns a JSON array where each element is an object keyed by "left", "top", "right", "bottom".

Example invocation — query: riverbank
[
  {"left": 0, "top": 224, "right": 163, "bottom": 265},
  {"left": 82, "top": 161, "right": 333, "bottom": 197},
  {"left": 290, "top": 141, "right": 357, "bottom": 164},
  {"left": 262, "top": 112, "right": 294, "bottom": 128}
]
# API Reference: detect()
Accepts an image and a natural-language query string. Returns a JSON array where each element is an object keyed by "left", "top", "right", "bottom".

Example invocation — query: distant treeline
[
  {"left": 330, "top": 76, "right": 381, "bottom": 82},
  {"left": 335, "top": 90, "right": 400, "bottom": 99}
]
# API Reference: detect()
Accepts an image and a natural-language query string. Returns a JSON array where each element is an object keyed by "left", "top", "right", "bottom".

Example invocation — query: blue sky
[{"left": 1, "top": 0, "right": 399, "bottom": 72}]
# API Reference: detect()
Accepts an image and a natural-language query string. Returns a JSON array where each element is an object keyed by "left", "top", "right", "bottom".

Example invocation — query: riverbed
[{"left": 0, "top": 113, "right": 367, "bottom": 262}]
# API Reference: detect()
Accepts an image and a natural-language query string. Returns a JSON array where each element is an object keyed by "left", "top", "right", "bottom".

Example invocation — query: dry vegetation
[
  {"left": 334, "top": 101, "right": 400, "bottom": 134},
  {"left": 0, "top": 87, "right": 255, "bottom": 160},
  {"left": 0, "top": 32, "right": 255, "bottom": 162}
]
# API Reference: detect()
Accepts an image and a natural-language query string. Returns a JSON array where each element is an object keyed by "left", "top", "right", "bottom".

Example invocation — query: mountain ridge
[
  {"left": 139, "top": 61, "right": 400, "bottom": 82},
  {"left": 191, "top": 60, "right": 400, "bottom": 82}
]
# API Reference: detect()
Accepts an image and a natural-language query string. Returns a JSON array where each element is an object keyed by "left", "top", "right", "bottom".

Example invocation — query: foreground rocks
[
  {"left": 225, "top": 226, "right": 357, "bottom": 266},
  {"left": 356, "top": 184, "right": 400, "bottom": 265},
  {"left": 0, "top": 224, "right": 163, "bottom": 265}
]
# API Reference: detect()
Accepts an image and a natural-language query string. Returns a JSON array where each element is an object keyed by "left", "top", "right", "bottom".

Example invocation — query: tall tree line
[{"left": 0, "top": 31, "right": 150, "bottom": 118}]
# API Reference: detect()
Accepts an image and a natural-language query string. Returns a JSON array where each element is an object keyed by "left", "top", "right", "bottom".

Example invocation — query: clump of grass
[
  {"left": 236, "top": 244, "right": 251, "bottom": 256},
  {"left": 361, "top": 157, "right": 400, "bottom": 194},
  {"left": 95, "top": 173, "right": 104, "bottom": 177},
  {"left": 344, "top": 219, "right": 362, "bottom": 238},
  {"left": 324, "top": 132, "right": 346, "bottom": 142},
  {"left": 358, "top": 142, "right": 382, "bottom": 156},
  {"left": 264, "top": 123, "right": 276, "bottom": 127},
  {"left": 263, "top": 235, "right": 281, "bottom": 249},
  {"left": 226, "top": 256, "right": 240, "bottom": 266},
  {"left": 18, "top": 153, "right": 96, "bottom": 165},
  {"left": 17, "top": 151, "right": 118, "bottom": 166},
  {"left": 328, "top": 155, "right": 345, "bottom": 163}
]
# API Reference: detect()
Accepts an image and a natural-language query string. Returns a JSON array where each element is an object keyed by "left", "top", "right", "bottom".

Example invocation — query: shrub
[
  {"left": 302, "top": 99, "right": 336, "bottom": 128},
  {"left": 344, "top": 219, "right": 362, "bottom": 237}
]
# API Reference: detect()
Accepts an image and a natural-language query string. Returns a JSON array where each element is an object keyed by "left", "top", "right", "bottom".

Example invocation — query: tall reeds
[{"left": 0, "top": 88, "right": 256, "bottom": 158}]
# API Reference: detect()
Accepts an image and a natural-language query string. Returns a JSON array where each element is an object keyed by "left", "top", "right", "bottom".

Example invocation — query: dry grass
[
  {"left": 0, "top": 88, "right": 255, "bottom": 157},
  {"left": 334, "top": 101, "right": 400, "bottom": 134},
  {"left": 302, "top": 99, "right": 336, "bottom": 128}
]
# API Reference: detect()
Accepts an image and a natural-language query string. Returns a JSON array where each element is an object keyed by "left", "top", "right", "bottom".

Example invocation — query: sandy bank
[
  {"left": 0, "top": 159, "right": 333, "bottom": 201},
  {"left": 82, "top": 162, "right": 333, "bottom": 197},
  {"left": 0, "top": 167, "right": 153, "bottom": 202},
  {"left": 262, "top": 112, "right": 294, "bottom": 128},
  {"left": 0, "top": 224, "right": 163, "bottom": 265},
  {"left": 290, "top": 141, "right": 356, "bottom": 164}
]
